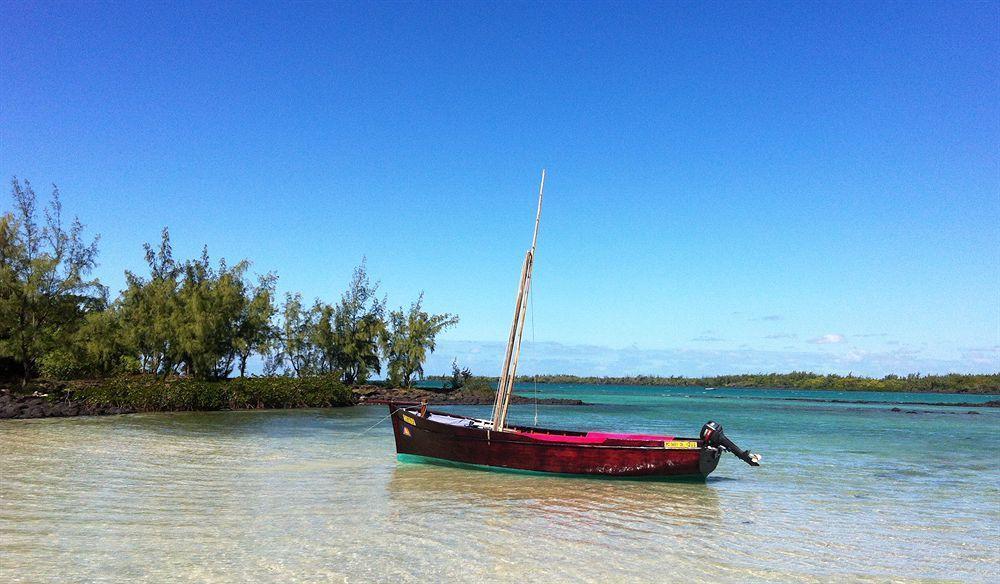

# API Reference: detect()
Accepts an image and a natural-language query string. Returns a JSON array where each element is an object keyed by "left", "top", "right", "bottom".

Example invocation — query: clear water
[{"left": 1, "top": 385, "right": 997, "bottom": 583}]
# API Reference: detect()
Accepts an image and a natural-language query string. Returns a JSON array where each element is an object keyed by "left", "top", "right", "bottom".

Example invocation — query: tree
[
  {"left": 331, "top": 260, "right": 386, "bottom": 384},
  {"left": 309, "top": 300, "right": 341, "bottom": 375},
  {"left": 0, "top": 179, "right": 102, "bottom": 386},
  {"left": 277, "top": 292, "right": 315, "bottom": 377},
  {"left": 116, "top": 227, "right": 181, "bottom": 376},
  {"left": 383, "top": 293, "right": 458, "bottom": 388},
  {"left": 172, "top": 250, "right": 249, "bottom": 380},
  {"left": 109, "top": 229, "right": 269, "bottom": 380},
  {"left": 72, "top": 303, "right": 128, "bottom": 376},
  {"left": 233, "top": 273, "right": 277, "bottom": 378},
  {"left": 447, "top": 358, "right": 471, "bottom": 390}
]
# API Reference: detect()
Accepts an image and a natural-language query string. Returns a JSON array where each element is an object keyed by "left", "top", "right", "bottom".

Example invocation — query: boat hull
[{"left": 389, "top": 406, "right": 721, "bottom": 479}]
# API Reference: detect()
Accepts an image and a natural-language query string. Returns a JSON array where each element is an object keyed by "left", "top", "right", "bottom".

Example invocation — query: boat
[{"left": 389, "top": 171, "right": 761, "bottom": 479}]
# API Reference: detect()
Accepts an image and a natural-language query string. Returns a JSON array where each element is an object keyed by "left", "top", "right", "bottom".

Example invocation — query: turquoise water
[{"left": 1, "top": 385, "right": 998, "bottom": 582}]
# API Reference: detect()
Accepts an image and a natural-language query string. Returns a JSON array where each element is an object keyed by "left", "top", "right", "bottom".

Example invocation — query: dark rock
[{"left": 0, "top": 387, "right": 134, "bottom": 420}]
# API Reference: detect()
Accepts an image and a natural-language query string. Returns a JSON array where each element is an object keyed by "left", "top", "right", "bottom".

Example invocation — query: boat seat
[
  {"left": 426, "top": 413, "right": 476, "bottom": 427},
  {"left": 515, "top": 431, "right": 674, "bottom": 444}
]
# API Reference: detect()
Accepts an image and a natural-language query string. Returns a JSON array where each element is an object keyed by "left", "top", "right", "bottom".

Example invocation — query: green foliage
[
  {"left": 71, "top": 375, "right": 354, "bottom": 411},
  {"left": 74, "top": 306, "right": 128, "bottom": 375},
  {"left": 276, "top": 292, "right": 316, "bottom": 376},
  {"left": 382, "top": 293, "right": 458, "bottom": 387},
  {"left": 461, "top": 376, "right": 494, "bottom": 397},
  {"left": 329, "top": 260, "right": 386, "bottom": 384},
  {"left": 1, "top": 177, "right": 454, "bottom": 389},
  {"left": 171, "top": 249, "right": 248, "bottom": 379},
  {"left": 447, "top": 359, "right": 472, "bottom": 390},
  {"left": 0, "top": 179, "right": 102, "bottom": 386},
  {"left": 272, "top": 262, "right": 390, "bottom": 384},
  {"left": 232, "top": 273, "right": 277, "bottom": 377},
  {"left": 37, "top": 348, "right": 87, "bottom": 380},
  {"left": 270, "top": 264, "right": 453, "bottom": 387},
  {"left": 90, "top": 229, "right": 275, "bottom": 381},
  {"left": 117, "top": 355, "right": 141, "bottom": 375}
]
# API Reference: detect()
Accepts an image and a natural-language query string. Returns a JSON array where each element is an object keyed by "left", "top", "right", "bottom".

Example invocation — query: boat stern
[{"left": 699, "top": 445, "right": 723, "bottom": 476}]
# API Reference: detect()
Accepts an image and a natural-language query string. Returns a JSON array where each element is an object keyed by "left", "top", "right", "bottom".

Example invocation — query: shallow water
[{"left": 1, "top": 385, "right": 998, "bottom": 583}]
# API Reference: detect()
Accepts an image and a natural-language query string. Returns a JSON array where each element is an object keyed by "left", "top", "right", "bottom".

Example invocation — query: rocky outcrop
[{"left": 0, "top": 389, "right": 133, "bottom": 419}]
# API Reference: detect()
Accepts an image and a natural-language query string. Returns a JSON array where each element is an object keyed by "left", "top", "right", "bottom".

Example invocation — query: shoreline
[
  {"left": 0, "top": 384, "right": 587, "bottom": 420},
  {"left": 443, "top": 373, "right": 1000, "bottom": 395},
  {"left": 3, "top": 376, "right": 995, "bottom": 421},
  {"left": 4, "top": 385, "right": 994, "bottom": 421}
]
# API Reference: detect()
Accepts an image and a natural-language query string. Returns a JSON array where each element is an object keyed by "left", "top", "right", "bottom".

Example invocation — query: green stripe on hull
[{"left": 396, "top": 453, "right": 708, "bottom": 482}]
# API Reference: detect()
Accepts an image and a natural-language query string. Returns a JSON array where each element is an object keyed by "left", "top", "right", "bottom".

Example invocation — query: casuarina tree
[{"left": 0, "top": 179, "right": 102, "bottom": 386}]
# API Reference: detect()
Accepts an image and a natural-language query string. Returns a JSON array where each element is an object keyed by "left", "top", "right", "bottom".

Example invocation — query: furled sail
[{"left": 490, "top": 169, "right": 545, "bottom": 431}]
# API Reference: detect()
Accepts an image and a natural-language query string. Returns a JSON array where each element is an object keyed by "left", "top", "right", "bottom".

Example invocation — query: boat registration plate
[
  {"left": 664, "top": 440, "right": 699, "bottom": 449},
  {"left": 402, "top": 415, "right": 416, "bottom": 425}
]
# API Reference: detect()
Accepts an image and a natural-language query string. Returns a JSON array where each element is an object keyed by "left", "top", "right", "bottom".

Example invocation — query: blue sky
[{"left": 2, "top": 1, "right": 997, "bottom": 376}]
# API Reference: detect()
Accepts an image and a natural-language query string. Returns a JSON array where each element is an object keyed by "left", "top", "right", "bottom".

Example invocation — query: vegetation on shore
[
  {"left": 1, "top": 375, "right": 356, "bottom": 419},
  {"left": 73, "top": 375, "right": 355, "bottom": 412},
  {"left": 499, "top": 372, "right": 1000, "bottom": 394},
  {"left": 1, "top": 178, "right": 457, "bottom": 390}
]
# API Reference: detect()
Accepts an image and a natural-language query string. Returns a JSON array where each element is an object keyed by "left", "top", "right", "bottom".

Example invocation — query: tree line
[
  {"left": 511, "top": 372, "right": 1000, "bottom": 394},
  {"left": 0, "top": 178, "right": 457, "bottom": 388}
]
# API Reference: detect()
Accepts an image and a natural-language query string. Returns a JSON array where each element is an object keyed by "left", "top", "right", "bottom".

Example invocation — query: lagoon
[{"left": 1, "top": 385, "right": 998, "bottom": 582}]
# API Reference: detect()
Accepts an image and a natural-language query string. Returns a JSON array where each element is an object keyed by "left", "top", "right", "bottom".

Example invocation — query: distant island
[{"left": 429, "top": 372, "right": 1000, "bottom": 394}]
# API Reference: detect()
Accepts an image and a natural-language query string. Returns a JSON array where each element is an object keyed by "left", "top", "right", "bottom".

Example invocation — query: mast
[{"left": 491, "top": 169, "right": 545, "bottom": 431}]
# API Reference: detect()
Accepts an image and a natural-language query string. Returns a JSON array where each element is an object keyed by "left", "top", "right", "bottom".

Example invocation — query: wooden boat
[{"left": 390, "top": 171, "right": 760, "bottom": 479}]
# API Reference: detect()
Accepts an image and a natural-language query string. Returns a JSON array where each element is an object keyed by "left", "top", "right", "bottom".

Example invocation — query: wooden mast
[{"left": 491, "top": 169, "right": 545, "bottom": 431}]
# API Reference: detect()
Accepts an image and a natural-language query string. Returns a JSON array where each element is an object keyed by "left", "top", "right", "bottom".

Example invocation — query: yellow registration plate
[
  {"left": 664, "top": 440, "right": 699, "bottom": 449},
  {"left": 402, "top": 415, "right": 416, "bottom": 425}
]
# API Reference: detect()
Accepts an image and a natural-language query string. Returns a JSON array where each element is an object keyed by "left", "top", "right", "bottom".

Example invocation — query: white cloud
[
  {"left": 960, "top": 346, "right": 1000, "bottom": 367},
  {"left": 809, "top": 333, "right": 845, "bottom": 345}
]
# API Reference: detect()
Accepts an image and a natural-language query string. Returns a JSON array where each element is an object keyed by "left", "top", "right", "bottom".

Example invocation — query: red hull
[{"left": 389, "top": 405, "right": 722, "bottom": 479}]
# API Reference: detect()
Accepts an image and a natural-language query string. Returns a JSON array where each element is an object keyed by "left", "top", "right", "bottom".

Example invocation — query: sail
[{"left": 490, "top": 170, "right": 545, "bottom": 431}]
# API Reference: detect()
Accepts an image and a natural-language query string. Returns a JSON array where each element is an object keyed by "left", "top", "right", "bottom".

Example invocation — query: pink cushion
[{"left": 516, "top": 431, "right": 674, "bottom": 444}]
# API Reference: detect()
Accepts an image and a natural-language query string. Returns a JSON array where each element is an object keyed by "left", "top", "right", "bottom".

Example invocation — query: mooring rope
[{"left": 358, "top": 407, "right": 403, "bottom": 435}]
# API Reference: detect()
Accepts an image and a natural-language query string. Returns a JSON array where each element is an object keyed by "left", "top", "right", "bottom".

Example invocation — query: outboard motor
[{"left": 701, "top": 421, "right": 761, "bottom": 466}]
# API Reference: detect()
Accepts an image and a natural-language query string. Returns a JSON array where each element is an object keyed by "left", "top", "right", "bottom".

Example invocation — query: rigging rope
[{"left": 531, "top": 279, "right": 538, "bottom": 426}]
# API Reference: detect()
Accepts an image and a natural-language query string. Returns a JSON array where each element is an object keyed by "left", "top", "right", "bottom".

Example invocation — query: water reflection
[{"left": 387, "top": 461, "right": 722, "bottom": 524}]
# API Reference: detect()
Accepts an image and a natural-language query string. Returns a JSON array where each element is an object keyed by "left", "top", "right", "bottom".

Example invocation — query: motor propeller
[{"left": 700, "top": 421, "right": 761, "bottom": 466}]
